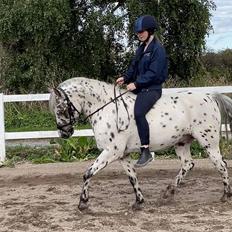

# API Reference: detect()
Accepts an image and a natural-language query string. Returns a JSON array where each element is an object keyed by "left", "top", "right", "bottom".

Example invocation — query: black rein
[{"left": 57, "top": 86, "right": 130, "bottom": 132}]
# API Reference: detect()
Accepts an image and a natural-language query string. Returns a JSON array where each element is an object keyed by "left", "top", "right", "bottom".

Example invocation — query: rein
[
  {"left": 84, "top": 86, "right": 129, "bottom": 121},
  {"left": 113, "top": 86, "right": 131, "bottom": 132},
  {"left": 58, "top": 85, "right": 130, "bottom": 132}
]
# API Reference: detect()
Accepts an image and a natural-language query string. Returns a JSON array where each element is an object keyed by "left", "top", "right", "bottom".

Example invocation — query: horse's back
[
  {"left": 139, "top": 92, "right": 220, "bottom": 151},
  {"left": 152, "top": 91, "right": 219, "bottom": 121}
]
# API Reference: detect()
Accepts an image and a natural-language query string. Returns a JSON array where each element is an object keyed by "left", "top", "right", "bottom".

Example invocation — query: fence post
[{"left": 0, "top": 93, "right": 6, "bottom": 163}]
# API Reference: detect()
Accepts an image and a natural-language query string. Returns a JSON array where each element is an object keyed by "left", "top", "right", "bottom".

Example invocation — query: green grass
[
  {"left": 5, "top": 102, "right": 91, "bottom": 132},
  {"left": 4, "top": 138, "right": 232, "bottom": 167},
  {"left": 3, "top": 75, "right": 232, "bottom": 166},
  {"left": 5, "top": 102, "right": 56, "bottom": 131},
  {"left": 5, "top": 137, "right": 100, "bottom": 167}
]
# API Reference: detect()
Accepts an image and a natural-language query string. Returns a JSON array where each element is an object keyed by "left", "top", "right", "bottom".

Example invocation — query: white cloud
[{"left": 206, "top": 0, "right": 232, "bottom": 50}]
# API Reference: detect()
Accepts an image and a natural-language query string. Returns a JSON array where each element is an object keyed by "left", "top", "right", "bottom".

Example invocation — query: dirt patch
[{"left": 0, "top": 159, "right": 232, "bottom": 232}]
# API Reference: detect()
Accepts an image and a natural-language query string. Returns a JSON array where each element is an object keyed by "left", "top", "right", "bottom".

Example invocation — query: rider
[{"left": 116, "top": 15, "right": 168, "bottom": 167}]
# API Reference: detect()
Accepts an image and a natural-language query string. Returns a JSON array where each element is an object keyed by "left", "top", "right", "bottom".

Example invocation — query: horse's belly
[
  {"left": 149, "top": 124, "right": 186, "bottom": 150},
  {"left": 125, "top": 113, "right": 190, "bottom": 152}
]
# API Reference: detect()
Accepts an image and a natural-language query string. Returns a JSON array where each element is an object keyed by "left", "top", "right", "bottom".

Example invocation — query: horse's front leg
[
  {"left": 78, "top": 148, "right": 121, "bottom": 211},
  {"left": 120, "top": 157, "right": 144, "bottom": 210}
]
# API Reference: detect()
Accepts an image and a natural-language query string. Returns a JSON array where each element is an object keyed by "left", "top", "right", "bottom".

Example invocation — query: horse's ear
[
  {"left": 47, "top": 87, "right": 53, "bottom": 93},
  {"left": 53, "top": 88, "right": 62, "bottom": 98}
]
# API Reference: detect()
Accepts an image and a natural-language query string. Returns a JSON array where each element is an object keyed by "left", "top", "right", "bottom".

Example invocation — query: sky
[{"left": 206, "top": 0, "right": 232, "bottom": 51}]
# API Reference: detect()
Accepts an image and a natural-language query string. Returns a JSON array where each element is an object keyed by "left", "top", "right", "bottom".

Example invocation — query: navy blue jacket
[{"left": 124, "top": 39, "right": 168, "bottom": 92}]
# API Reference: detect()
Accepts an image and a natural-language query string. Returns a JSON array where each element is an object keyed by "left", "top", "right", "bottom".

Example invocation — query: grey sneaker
[{"left": 135, "top": 147, "right": 153, "bottom": 168}]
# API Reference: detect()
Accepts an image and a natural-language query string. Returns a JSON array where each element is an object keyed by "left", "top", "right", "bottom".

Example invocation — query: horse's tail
[{"left": 212, "top": 93, "right": 232, "bottom": 140}]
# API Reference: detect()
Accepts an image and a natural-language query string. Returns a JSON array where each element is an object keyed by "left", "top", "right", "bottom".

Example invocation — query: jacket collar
[
  {"left": 143, "top": 38, "right": 158, "bottom": 53},
  {"left": 137, "top": 37, "right": 159, "bottom": 55}
]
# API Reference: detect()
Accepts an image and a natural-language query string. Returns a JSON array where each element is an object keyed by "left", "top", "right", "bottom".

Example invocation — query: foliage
[
  {"left": 203, "top": 49, "right": 232, "bottom": 70},
  {"left": 53, "top": 137, "right": 100, "bottom": 162},
  {"left": 5, "top": 146, "right": 57, "bottom": 167},
  {"left": 5, "top": 138, "right": 232, "bottom": 167},
  {"left": 159, "top": 0, "right": 215, "bottom": 81},
  {"left": 5, "top": 137, "right": 100, "bottom": 166},
  {"left": 220, "top": 139, "right": 232, "bottom": 159},
  {"left": 5, "top": 101, "right": 92, "bottom": 133},
  {"left": 201, "top": 49, "right": 232, "bottom": 83},
  {"left": 0, "top": 0, "right": 73, "bottom": 92},
  {"left": 2, "top": 0, "right": 231, "bottom": 166},
  {"left": 0, "top": 0, "right": 124, "bottom": 92},
  {"left": 0, "top": 0, "right": 216, "bottom": 93},
  {"left": 5, "top": 102, "right": 56, "bottom": 131}
]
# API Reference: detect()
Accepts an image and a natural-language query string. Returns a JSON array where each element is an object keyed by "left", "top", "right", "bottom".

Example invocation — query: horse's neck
[{"left": 65, "top": 78, "right": 114, "bottom": 117}]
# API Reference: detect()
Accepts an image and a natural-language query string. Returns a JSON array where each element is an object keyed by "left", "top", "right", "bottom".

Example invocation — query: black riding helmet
[{"left": 134, "top": 15, "right": 158, "bottom": 34}]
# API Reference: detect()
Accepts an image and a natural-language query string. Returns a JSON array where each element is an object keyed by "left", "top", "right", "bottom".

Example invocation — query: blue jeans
[{"left": 134, "top": 89, "right": 162, "bottom": 146}]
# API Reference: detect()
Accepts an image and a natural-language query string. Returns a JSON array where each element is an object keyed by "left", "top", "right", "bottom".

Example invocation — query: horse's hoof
[
  {"left": 221, "top": 192, "right": 232, "bottom": 202},
  {"left": 162, "top": 184, "right": 175, "bottom": 200},
  {"left": 158, "top": 185, "right": 175, "bottom": 206},
  {"left": 78, "top": 201, "right": 89, "bottom": 211},
  {"left": 132, "top": 201, "right": 144, "bottom": 211},
  {"left": 221, "top": 194, "right": 228, "bottom": 202}
]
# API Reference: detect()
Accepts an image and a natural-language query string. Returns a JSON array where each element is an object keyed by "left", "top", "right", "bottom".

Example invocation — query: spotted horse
[{"left": 49, "top": 77, "right": 232, "bottom": 210}]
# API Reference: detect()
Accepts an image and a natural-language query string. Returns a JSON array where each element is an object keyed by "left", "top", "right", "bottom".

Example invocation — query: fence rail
[{"left": 1, "top": 85, "right": 232, "bottom": 163}]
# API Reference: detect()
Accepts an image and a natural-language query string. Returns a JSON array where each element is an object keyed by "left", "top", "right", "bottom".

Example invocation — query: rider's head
[{"left": 134, "top": 15, "right": 158, "bottom": 43}]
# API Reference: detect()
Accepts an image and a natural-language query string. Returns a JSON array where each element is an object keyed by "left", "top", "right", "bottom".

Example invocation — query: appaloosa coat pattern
[{"left": 49, "top": 77, "right": 232, "bottom": 210}]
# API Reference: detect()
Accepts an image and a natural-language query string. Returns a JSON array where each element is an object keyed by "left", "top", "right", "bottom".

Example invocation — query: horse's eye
[
  {"left": 64, "top": 109, "right": 70, "bottom": 118},
  {"left": 57, "top": 105, "right": 68, "bottom": 115}
]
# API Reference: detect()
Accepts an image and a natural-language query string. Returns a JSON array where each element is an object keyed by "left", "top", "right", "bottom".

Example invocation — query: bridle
[
  {"left": 56, "top": 87, "right": 81, "bottom": 132},
  {"left": 56, "top": 85, "right": 130, "bottom": 133}
]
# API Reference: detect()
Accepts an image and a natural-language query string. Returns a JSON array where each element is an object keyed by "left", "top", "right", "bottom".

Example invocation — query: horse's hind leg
[
  {"left": 206, "top": 146, "right": 232, "bottom": 202},
  {"left": 162, "top": 142, "right": 194, "bottom": 201},
  {"left": 193, "top": 122, "right": 232, "bottom": 202},
  {"left": 120, "top": 157, "right": 144, "bottom": 210},
  {"left": 174, "top": 142, "right": 194, "bottom": 186}
]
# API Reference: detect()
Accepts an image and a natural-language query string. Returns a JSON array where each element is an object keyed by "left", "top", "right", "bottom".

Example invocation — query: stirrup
[{"left": 135, "top": 147, "right": 153, "bottom": 168}]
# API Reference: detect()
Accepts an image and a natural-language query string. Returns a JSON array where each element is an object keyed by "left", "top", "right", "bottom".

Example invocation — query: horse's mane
[
  {"left": 49, "top": 90, "right": 56, "bottom": 114},
  {"left": 59, "top": 77, "right": 113, "bottom": 88},
  {"left": 58, "top": 77, "right": 134, "bottom": 100},
  {"left": 49, "top": 77, "right": 125, "bottom": 113}
]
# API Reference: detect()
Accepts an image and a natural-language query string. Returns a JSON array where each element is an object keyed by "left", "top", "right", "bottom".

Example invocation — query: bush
[
  {"left": 5, "top": 137, "right": 100, "bottom": 166},
  {"left": 53, "top": 137, "right": 100, "bottom": 162},
  {"left": 0, "top": 0, "right": 124, "bottom": 93},
  {"left": 5, "top": 102, "right": 56, "bottom": 131},
  {"left": 0, "top": 0, "right": 74, "bottom": 93},
  {"left": 201, "top": 49, "right": 232, "bottom": 84}
]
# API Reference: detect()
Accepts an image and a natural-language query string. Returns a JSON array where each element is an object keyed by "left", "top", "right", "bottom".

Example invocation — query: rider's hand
[
  {"left": 116, "top": 77, "right": 125, "bottom": 86},
  {"left": 127, "top": 83, "right": 136, "bottom": 91}
]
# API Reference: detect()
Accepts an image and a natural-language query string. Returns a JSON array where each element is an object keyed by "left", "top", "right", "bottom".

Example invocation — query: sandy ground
[{"left": 0, "top": 159, "right": 232, "bottom": 232}]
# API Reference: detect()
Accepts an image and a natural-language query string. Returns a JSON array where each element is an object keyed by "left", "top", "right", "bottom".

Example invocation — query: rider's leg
[{"left": 134, "top": 89, "right": 162, "bottom": 167}]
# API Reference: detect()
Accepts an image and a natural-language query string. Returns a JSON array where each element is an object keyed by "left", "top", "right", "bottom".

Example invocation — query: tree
[
  {"left": 0, "top": 0, "right": 73, "bottom": 92},
  {"left": 0, "top": 0, "right": 216, "bottom": 93},
  {"left": 124, "top": 0, "right": 216, "bottom": 82},
  {"left": 0, "top": 0, "right": 124, "bottom": 92},
  {"left": 159, "top": 0, "right": 215, "bottom": 81}
]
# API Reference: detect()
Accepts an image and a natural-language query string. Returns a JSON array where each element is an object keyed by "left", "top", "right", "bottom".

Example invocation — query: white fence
[{"left": 1, "top": 85, "right": 232, "bottom": 163}]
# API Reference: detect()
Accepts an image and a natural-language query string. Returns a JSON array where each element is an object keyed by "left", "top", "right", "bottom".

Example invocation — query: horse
[{"left": 49, "top": 77, "right": 232, "bottom": 210}]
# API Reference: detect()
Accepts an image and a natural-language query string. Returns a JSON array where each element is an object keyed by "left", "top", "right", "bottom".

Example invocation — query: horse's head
[{"left": 49, "top": 88, "right": 80, "bottom": 139}]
